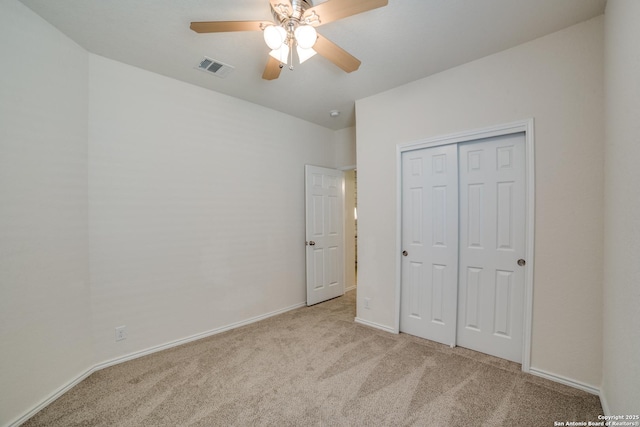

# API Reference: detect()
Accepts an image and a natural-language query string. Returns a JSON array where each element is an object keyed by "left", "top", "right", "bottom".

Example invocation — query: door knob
[
  {"left": 402, "top": 250, "right": 408, "bottom": 256},
  {"left": 309, "top": 241, "right": 316, "bottom": 246},
  {"left": 517, "top": 259, "right": 526, "bottom": 266}
]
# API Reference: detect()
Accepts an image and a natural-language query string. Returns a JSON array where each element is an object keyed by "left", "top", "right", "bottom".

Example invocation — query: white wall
[
  {"left": 355, "top": 17, "right": 604, "bottom": 388},
  {"left": 0, "top": 1, "right": 94, "bottom": 425},
  {"left": 334, "top": 126, "right": 356, "bottom": 168},
  {"left": 88, "top": 55, "right": 335, "bottom": 363},
  {"left": 602, "top": 0, "right": 640, "bottom": 415}
]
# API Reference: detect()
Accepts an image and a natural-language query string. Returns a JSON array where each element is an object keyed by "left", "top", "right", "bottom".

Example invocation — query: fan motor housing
[{"left": 273, "top": 0, "right": 311, "bottom": 23}]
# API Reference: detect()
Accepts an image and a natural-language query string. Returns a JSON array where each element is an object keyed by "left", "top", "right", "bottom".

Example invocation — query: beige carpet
[{"left": 24, "top": 291, "right": 602, "bottom": 426}]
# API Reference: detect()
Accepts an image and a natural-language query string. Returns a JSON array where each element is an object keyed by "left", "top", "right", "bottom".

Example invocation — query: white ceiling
[{"left": 20, "top": 0, "right": 606, "bottom": 130}]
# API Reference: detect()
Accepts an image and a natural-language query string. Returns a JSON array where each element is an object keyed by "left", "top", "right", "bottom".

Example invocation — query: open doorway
[{"left": 344, "top": 169, "right": 357, "bottom": 291}]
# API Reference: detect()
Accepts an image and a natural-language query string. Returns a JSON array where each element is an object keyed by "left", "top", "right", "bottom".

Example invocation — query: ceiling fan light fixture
[
  {"left": 269, "top": 43, "right": 290, "bottom": 64},
  {"left": 264, "top": 25, "right": 287, "bottom": 50},
  {"left": 190, "top": 0, "right": 390, "bottom": 80},
  {"left": 294, "top": 25, "right": 317, "bottom": 49},
  {"left": 297, "top": 46, "right": 317, "bottom": 64}
]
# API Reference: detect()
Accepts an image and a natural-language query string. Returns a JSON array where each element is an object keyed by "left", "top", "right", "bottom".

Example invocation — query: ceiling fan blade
[
  {"left": 314, "top": 34, "right": 361, "bottom": 73},
  {"left": 190, "top": 21, "right": 271, "bottom": 33},
  {"left": 262, "top": 56, "right": 283, "bottom": 80},
  {"left": 304, "top": 0, "right": 388, "bottom": 26}
]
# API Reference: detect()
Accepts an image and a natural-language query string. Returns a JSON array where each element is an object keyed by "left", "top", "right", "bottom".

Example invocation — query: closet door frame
[{"left": 394, "top": 119, "right": 535, "bottom": 373}]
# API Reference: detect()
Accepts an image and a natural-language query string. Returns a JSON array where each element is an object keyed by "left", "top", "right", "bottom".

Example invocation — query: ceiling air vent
[{"left": 196, "top": 57, "right": 234, "bottom": 78}]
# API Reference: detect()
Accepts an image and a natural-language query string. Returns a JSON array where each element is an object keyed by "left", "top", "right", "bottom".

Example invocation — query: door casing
[{"left": 395, "top": 119, "right": 535, "bottom": 372}]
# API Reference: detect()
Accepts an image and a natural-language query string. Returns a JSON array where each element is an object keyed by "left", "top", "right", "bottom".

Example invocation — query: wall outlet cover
[{"left": 115, "top": 326, "right": 127, "bottom": 342}]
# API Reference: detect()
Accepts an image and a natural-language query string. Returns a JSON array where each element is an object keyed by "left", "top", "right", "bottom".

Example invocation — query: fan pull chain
[{"left": 289, "top": 39, "right": 294, "bottom": 70}]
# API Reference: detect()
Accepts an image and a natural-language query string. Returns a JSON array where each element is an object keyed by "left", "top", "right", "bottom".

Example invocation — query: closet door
[
  {"left": 400, "top": 144, "right": 458, "bottom": 346},
  {"left": 400, "top": 133, "right": 527, "bottom": 362},
  {"left": 457, "top": 133, "right": 526, "bottom": 362}
]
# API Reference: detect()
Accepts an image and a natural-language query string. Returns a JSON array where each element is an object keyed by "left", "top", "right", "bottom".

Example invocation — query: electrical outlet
[
  {"left": 364, "top": 297, "right": 371, "bottom": 309},
  {"left": 115, "top": 325, "right": 127, "bottom": 342}
]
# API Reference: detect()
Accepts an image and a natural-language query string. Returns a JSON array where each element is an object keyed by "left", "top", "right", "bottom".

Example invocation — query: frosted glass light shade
[
  {"left": 294, "top": 25, "right": 317, "bottom": 49},
  {"left": 264, "top": 25, "right": 286, "bottom": 50},
  {"left": 296, "top": 46, "right": 317, "bottom": 64},
  {"left": 269, "top": 44, "right": 289, "bottom": 64}
]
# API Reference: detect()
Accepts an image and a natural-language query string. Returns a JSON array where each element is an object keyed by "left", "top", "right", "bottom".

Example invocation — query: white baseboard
[
  {"left": 354, "top": 317, "right": 397, "bottom": 334},
  {"left": 8, "top": 301, "right": 306, "bottom": 427},
  {"left": 93, "top": 301, "right": 306, "bottom": 371},
  {"left": 528, "top": 367, "right": 601, "bottom": 396},
  {"left": 599, "top": 388, "right": 611, "bottom": 415},
  {"left": 345, "top": 285, "right": 356, "bottom": 292},
  {"left": 8, "top": 366, "right": 96, "bottom": 427}
]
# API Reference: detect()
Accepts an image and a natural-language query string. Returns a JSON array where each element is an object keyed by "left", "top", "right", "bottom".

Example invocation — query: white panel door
[
  {"left": 305, "top": 165, "right": 345, "bottom": 306},
  {"left": 457, "top": 133, "right": 526, "bottom": 362},
  {"left": 400, "top": 145, "right": 459, "bottom": 346}
]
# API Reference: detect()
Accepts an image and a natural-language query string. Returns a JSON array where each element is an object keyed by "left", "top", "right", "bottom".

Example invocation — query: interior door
[
  {"left": 457, "top": 133, "right": 526, "bottom": 363},
  {"left": 305, "top": 165, "right": 345, "bottom": 306},
  {"left": 400, "top": 145, "right": 459, "bottom": 346}
]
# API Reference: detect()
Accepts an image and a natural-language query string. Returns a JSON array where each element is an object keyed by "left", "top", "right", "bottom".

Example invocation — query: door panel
[
  {"left": 457, "top": 133, "right": 526, "bottom": 362},
  {"left": 463, "top": 266, "right": 482, "bottom": 330},
  {"left": 400, "top": 144, "right": 458, "bottom": 346},
  {"left": 305, "top": 165, "right": 344, "bottom": 306}
]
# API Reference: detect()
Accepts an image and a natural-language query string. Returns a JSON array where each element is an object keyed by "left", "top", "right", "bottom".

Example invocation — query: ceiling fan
[{"left": 190, "top": 0, "right": 388, "bottom": 80}]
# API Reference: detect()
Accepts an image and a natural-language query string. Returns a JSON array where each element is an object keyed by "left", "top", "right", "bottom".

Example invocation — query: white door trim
[{"left": 394, "top": 119, "right": 535, "bottom": 372}]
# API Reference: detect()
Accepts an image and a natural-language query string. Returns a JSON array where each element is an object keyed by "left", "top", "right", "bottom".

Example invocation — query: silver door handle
[
  {"left": 517, "top": 259, "right": 526, "bottom": 266},
  {"left": 308, "top": 241, "right": 316, "bottom": 246},
  {"left": 402, "top": 250, "right": 408, "bottom": 256}
]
